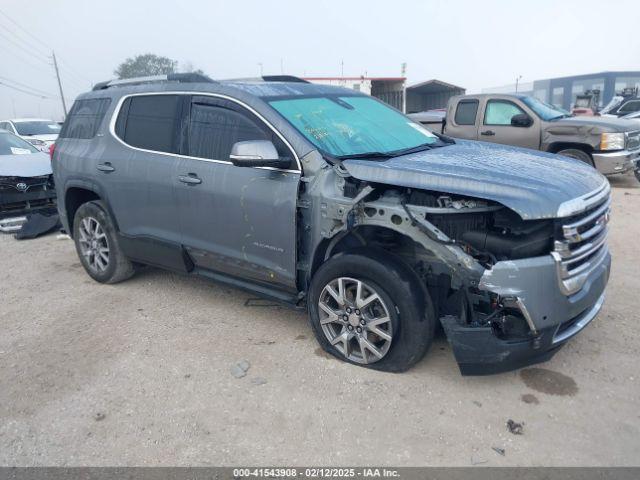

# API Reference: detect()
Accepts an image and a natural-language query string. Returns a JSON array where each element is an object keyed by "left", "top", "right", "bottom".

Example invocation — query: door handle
[
  {"left": 481, "top": 130, "right": 496, "bottom": 136},
  {"left": 96, "top": 162, "right": 115, "bottom": 172},
  {"left": 178, "top": 174, "right": 202, "bottom": 185}
]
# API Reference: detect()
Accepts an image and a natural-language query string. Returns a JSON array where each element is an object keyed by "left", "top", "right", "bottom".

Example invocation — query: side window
[
  {"left": 619, "top": 100, "right": 640, "bottom": 113},
  {"left": 188, "top": 101, "right": 295, "bottom": 168},
  {"left": 454, "top": 100, "right": 479, "bottom": 125},
  {"left": 59, "top": 98, "right": 111, "bottom": 139},
  {"left": 115, "top": 95, "right": 181, "bottom": 153},
  {"left": 484, "top": 100, "right": 525, "bottom": 126}
]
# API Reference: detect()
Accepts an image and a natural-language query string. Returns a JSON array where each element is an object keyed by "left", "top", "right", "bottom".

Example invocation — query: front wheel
[
  {"left": 557, "top": 148, "right": 594, "bottom": 167},
  {"left": 308, "top": 249, "right": 435, "bottom": 372},
  {"left": 635, "top": 168, "right": 640, "bottom": 183},
  {"left": 73, "top": 200, "right": 135, "bottom": 284}
]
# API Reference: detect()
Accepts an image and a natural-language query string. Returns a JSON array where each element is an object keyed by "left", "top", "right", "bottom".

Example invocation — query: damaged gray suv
[{"left": 53, "top": 74, "right": 611, "bottom": 375}]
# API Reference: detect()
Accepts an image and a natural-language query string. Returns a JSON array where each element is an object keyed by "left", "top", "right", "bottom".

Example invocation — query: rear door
[
  {"left": 175, "top": 95, "right": 300, "bottom": 291},
  {"left": 479, "top": 98, "right": 540, "bottom": 150},
  {"left": 107, "top": 94, "right": 184, "bottom": 247},
  {"left": 445, "top": 98, "right": 480, "bottom": 140}
]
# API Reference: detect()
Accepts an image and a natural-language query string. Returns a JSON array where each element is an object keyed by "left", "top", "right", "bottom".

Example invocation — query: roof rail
[
  {"left": 261, "top": 75, "right": 309, "bottom": 83},
  {"left": 92, "top": 73, "right": 217, "bottom": 91}
]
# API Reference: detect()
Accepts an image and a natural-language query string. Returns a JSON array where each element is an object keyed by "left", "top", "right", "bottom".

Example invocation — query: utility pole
[
  {"left": 52, "top": 51, "right": 67, "bottom": 118},
  {"left": 515, "top": 75, "right": 522, "bottom": 93}
]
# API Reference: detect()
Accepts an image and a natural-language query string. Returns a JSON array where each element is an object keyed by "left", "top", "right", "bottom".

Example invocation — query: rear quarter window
[
  {"left": 59, "top": 98, "right": 111, "bottom": 139},
  {"left": 454, "top": 100, "right": 479, "bottom": 125}
]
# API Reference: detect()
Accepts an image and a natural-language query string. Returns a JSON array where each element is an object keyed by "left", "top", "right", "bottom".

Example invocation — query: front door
[
  {"left": 175, "top": 95, "right": 300, "bottom": 291},
  {"left": 479, "top": 99, "right": 540, "bottom": 150}
]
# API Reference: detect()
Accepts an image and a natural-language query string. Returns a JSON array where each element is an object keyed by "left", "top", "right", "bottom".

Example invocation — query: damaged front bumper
[{"left": 441, "top": 249, "right": 611, "bottom": 375}]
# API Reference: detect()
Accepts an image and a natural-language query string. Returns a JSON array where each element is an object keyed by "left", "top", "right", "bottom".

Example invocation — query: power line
[
  {"left": 0, "top": 18, "right": 50, "bottom": 59},
  {"left": 0, "top": 29, "right": 52, "bottom": 65},
  {"left": 0, "top": 8, "right": 50, "bottom": 51},
  {"left": 0, "top": 81, "right": 52, "bottom": 99},
  {"left": 0, "top": 9, "right": 92, "bottom": 88},
  {"left": 0, "top": 75, "right": 57, "bottom": 97},
  {"left": 0, "top": 44, "right": 54, "bottom": 76}
]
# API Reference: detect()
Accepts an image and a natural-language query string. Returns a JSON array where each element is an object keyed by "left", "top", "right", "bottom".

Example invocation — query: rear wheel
[
  {"left": 557, "top": 148, "right": 594, "bottom": 167},
  {"left": 73, "top": 201, "right": 135, "bottom": 284},
  {"left": 308, "top": 249, "right": 435, "bottom": 372},
  {"left": 634, "top": 167, "right": 640, "bottom": 183}
]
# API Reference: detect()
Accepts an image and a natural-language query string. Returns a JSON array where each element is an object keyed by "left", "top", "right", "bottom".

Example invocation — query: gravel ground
[{"left": 0, "top": 173, "right": 638, "bottom": 467}]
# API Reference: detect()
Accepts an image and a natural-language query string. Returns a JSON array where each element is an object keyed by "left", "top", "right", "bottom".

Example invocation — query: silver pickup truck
[{"left": 411, "top": 94, "right": 640, "bottom": 181}]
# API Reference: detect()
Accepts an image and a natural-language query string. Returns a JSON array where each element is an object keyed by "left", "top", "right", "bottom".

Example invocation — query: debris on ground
[
  {"left": 244, "top": 298, "right": 280, "bottom": 308},
  {"left": 15, "top": 212, "right": 60, "bottom": 240},
  {"left": 94, "top": 412, "right": 106, "bottom": 421},
  {"left": 472, "top": 400, "right": 482, "bottom": 407},
  {"left": 492, "top": 447, "right": 505, "bottom": 456},
  {"left": 230, "top": 360, "right": 251, "bottom": 378},
  {"left": 507, "top": 419, "right": 524, "bottom": 435},
  {"left": 521, "top": 393, "right": 539, "bottom": 404},
  {"left": 470, "top": 456, "right": 487, "bottom": 465},
  {"left": 251, "top": 377, "right": 267, "bottom": 386},
  {"left": 56, "top": 233, "right": 70, "bottom": 240}
]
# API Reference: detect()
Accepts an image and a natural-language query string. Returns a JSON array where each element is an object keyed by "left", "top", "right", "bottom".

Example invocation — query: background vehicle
[
  {"left": 0, "top": 129, "right": 56, "bottom": 232},
  {"left": 571, "top": 89, "right": 600, "bottom": 116},
  {"left": 600, "top": 87, "right": 640, "bottom": 117},
  {"left": 0, "top": 118, "right": 61, "bottom": 151},
  {"left": 53, "top": 74, "right": 611, "bottom": 375},
  {"left": 418, "top": 93, "right": 640, "bottom": 179},
  {"left": 405, "top": 109, "right": 446, "bottom": 132}
]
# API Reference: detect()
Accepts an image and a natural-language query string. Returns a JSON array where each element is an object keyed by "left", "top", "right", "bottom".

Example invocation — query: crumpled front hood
[
  {"left": 342, "top": 140, "right": 607, "bottom": 220},
  {"left": 0, "top": 151, "right": 52, "bottom": 177}
]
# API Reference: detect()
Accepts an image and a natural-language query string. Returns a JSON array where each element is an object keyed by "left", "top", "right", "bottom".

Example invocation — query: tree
[
  {"left": 114, "top": 54, "right": 177, "bottom": 79},
  {"left": 180, "top": 61, "right": 205, "bottom": 76}
]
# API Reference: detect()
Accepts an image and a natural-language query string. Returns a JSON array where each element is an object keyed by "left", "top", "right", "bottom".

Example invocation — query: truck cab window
[
  {"left": 484, "top": 100, "right": 525, "bottom": 126},
  {"left": 454, "top": 100, "right": 478, "bottom": 125}
]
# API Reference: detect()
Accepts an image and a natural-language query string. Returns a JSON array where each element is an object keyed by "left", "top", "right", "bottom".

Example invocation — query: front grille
[
  {"left": 0, "top": 175, "right": 52, "bottom": 192},
  {"left": 627, "top": 130, "right": 640, "bottom": 151},
  {"left": 0, "top": 175, "right": 56, "bottom": 214},
  {"left": 552, "top": 194, "right": 610, "bottom": 296}
]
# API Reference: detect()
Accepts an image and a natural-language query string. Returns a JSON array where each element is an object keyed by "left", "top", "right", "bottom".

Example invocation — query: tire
[
  {"left": 635, "top": 168, "right": 640, "bottom": 183},
  {"left": 308, "top": 248, "right": 435, "bottom": 372},
  {"left": 73, "top": 200, "right": 135, "bottom": 284},
  {"left": 557, "top": 148, "right": 594, "bottom": 167}
]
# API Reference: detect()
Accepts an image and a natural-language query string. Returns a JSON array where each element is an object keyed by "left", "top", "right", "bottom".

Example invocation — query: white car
[{"left": 0, "top": 118, "right": 61, "bottom": 151}]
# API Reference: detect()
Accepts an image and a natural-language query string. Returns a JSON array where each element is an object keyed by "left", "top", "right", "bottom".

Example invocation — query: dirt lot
[{"left": 0, "top": 173, "right": 638, "bottom": 467}]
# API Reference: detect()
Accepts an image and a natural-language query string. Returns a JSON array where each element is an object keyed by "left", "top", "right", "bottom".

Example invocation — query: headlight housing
[{"left": 600, "top": 132, "right": 625, "bottom": 151}]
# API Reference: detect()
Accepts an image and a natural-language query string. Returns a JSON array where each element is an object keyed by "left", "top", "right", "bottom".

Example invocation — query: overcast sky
[{"left": 1, "top": 0, "right": 639, "bottom": 120}]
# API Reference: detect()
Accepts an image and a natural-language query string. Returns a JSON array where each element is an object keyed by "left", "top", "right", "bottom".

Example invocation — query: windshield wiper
[{"left": 336, "top": 151, "right": 395, "bottom": 160}]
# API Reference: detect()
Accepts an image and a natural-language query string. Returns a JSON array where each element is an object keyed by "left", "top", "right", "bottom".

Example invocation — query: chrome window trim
[{"left": 107, "top": 91, "right": 302, "bottom": 174}]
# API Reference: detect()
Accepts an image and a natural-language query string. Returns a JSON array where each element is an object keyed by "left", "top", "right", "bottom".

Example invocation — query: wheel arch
[
  {"left": 64, "top": 184, "right": 119, "bottom": 238},
  {"left": 546, "top": 142, "right": 594, "bottom": 155}
]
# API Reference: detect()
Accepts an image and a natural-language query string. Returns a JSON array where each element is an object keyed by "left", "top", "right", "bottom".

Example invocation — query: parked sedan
[
  {"left": 0, "top": 118, "right": 61, "bottom": 151},
  {"left": 0, "top": 129, "right": 56, "bottom": 232}
]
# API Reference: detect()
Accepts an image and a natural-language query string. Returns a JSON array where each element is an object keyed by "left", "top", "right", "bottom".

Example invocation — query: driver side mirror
[
  {"left": 229, "top": 140, "right": 289, "bottom": 169},
  {"left": 511, "top": 113, "right": 533, "bottom": 127}
]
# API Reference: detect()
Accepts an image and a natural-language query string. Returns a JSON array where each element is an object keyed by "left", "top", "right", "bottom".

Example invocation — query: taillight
[{"left": 49, "top": 143, "right": 55, "bottom": 161}]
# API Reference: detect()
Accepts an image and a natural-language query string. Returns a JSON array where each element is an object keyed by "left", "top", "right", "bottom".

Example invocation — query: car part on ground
[
  {"left": 52, "top": 75, "right": 611, "bottom": 375},
  {"left": 14, "top": 210, "right": 60, "bottom": 239}
]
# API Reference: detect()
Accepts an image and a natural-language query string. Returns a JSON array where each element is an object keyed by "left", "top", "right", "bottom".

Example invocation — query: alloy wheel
[
  {"left": 78, "top": 216, "right": 110, "bottom": 273},
  {"left": 318, "top": 277, "right": 393, "bottom": 364}
]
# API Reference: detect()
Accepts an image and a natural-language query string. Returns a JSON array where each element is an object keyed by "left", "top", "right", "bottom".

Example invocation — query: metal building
[
  {"left": 483, "top": 71, "right": 640, "bottom": 110},
  {"left": 405, "top": 79, "right": 466, "bottom": 113},
  {"left": 302, "top": 76, "right": 406, "bottom": 111}
]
